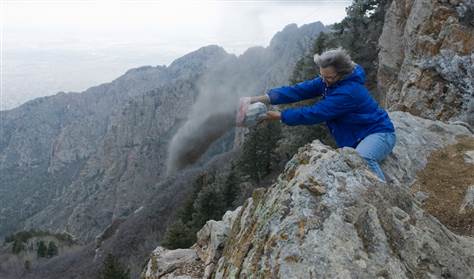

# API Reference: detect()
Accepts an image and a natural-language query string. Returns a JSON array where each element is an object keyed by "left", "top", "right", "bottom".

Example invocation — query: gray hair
[{"left": 313, "top": 47, "right": 354, "bottom": 76}]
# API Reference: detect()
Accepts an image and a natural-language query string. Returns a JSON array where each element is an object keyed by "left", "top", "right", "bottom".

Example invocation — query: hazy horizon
[{"left": 1, "top": 0, "right": 351, "bottom": 110}]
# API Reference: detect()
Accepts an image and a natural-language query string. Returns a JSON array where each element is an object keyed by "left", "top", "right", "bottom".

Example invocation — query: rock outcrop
[
  {"left": 377, "top": 0, "right": 474, "bottom": 125},
  {"left": 141, "top": 209, "right": 241, "bottom": 279},
  {"left": 142, "top": 111, "right": 474, "bottom": 278}
]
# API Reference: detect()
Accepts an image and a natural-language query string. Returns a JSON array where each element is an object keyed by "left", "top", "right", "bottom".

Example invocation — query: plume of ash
[{"left": 165, "top": 61, "right": 252, "bottom": 175}]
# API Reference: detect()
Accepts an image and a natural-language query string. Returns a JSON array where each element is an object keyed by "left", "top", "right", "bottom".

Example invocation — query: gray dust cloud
[{"left": 165, "top": 59, "right": 249, "bottom": 175}]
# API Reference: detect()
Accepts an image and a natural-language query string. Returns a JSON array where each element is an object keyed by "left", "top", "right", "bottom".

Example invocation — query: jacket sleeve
[
  {"left": 266, "top": 76, "right": 324, "bottom": 105},
  {"left": 280, "top": 90, "right": 358, "bottom": 126}
]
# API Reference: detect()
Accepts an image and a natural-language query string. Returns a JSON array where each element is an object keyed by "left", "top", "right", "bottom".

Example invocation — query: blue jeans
[{"left": 355, "top": 132, "right": 396, "bottom": 182}]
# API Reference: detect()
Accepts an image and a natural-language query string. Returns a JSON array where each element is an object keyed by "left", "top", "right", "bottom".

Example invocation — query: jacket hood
[{"left": 340, "top": 63, "right": 365, "bottom": 85}]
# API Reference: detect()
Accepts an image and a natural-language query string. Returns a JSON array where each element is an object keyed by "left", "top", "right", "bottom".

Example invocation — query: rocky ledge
[{"left": 142, "top": 111, "right": 474, "bottom": 279}]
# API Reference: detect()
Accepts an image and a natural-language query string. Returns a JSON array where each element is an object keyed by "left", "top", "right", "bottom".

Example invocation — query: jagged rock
[
  {"left": 465, "top": 150, "right": 474, "bottom": 164},
  {"left": 142, "top": 207, "right": 241, "bottom": 279},
  {"left": 378, "top": 0, "right": 474, "bottom": 125},
  {"left": 192, "top": 208, "right": 241, "bottom": 267},
  {"left": 212, "top": 113, "right": 474, "bottom": 278},
  {"left": 414, "top": 191, "right": 430, "bottom": 203},
  {"left": 143, "top": 111, "right": 474, "bottom": 278},
  {"left": 141, "top": 247, "right": 203, "bottom": 279},
  {"left": 460, "top": 186, "right": 474, "bottom": 214},
  {"left": 298, "top": 178, "right": 327, "bottom": 196}
]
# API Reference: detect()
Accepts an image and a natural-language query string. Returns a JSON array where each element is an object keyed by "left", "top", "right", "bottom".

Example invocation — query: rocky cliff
[
  {"left": 377, "top": 0, "right": 473, "bottom": 125},
  {"left": 142, "top": 111, "right": 474, "bottom": 279}
]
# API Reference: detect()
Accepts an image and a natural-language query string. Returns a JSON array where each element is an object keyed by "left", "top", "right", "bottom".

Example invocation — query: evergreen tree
[
  {"left": 162, "top": 173, "right": 219, "bottom": 249},
  {"left": 334, "top": 0, "right": 392, "bottom": 95},
  {"left": 239, "top": 121, "right": 281, "bottom": 183},
  {"left": 177, "top": 173, "right": 210, "bottom": 224},
  {"left": 161, "top": 168, "right": 242, "bottom": 249},
  {"left": 223, "top": 164, "right": 240, "bottom": 209},
  {"left": 37, "top": 241, "right": 47, "bottom": 258},
  {"left": 191, "top": 183, "right": 226, "bottom": 229},
  {"left": 98, "top": 253, "right": 130, "bottom": 279},
  {"left": 161, "top": 219, "right": 194, "bottom": 249},
  {"left": 12, "top": 239, "right": 24, "bottom": 254},
  {"left": 47, "top": 241, "right": 59, "bottom": 258}
]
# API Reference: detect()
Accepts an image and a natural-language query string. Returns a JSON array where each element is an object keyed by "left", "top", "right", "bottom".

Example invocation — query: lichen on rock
[{"left": 142, "top": 111, "right": 474, "bottom": 278}]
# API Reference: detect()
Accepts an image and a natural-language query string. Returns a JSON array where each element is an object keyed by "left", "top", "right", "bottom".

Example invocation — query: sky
[{"left": 1, "top": 0, "right": 352, "bottom": 110}]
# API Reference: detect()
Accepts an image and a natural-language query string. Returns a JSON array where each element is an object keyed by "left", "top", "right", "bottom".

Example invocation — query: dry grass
[{"left": 412, "top": 136, "right": 474, "bottom": 236}]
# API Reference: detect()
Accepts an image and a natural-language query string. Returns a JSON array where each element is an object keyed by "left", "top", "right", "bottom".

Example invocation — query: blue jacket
[{"left": 267, "top": 64, "right": 395, "bottom": 148}]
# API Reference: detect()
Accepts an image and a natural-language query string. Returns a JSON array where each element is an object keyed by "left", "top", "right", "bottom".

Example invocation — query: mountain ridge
[{"left": 0, "top": 22, "right": 327, "bottom": 243}]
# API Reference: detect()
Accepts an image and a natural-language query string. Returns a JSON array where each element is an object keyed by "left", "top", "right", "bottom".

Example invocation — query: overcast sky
[{"left": 1, "top": 0, "right": 352, "bottom": 110}]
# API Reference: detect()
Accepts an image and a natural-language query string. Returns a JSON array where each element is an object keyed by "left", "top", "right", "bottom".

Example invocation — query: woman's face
[{"left": 320, "top": 66, "right": 339, "bottom": 86}]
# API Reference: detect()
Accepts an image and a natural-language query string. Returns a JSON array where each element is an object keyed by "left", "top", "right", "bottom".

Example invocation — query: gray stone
[
  {"left": 194, "top": 207, "right": 241, "bottom": 266},
  {"left": 141, "top": 247, "right": 201, "bottom": 279},
  {"left": 414, "top": 191, "right": 430, "bottom": 203},
  {"left": 464, "top": 151, "right": 474, "bottom": 165},
  {"left": 377, "top": 0, "right": 474, "bottom": 126},
  {"left": 143, "top": 112, "right": 474, "bottom": 279},
  {"left": 460, "top": 185, "right": 474, "bottom": 214},
  {"left": 141, "top": 207, "right": 242, "bottom": 279}
]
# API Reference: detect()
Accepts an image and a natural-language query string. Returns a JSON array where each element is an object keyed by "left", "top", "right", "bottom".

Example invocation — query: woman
[{"left": 250, "top": 48, "right": 396, "bottom": 182}]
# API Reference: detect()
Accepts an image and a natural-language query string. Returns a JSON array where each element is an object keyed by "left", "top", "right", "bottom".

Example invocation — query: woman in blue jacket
[{"left": 250, "top": 48, "right": 396, "bottom": 182}]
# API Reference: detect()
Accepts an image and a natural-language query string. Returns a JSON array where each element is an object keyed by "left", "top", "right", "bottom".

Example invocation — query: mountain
[
  {"left": 0, "top": 22, "right": 327, "bottom": 278},
  {"left": 5, "top": 0, "right": 473, "bottom": 277},
  {"left": 0, "top": 45, "right": 229, "bottom": 242}
]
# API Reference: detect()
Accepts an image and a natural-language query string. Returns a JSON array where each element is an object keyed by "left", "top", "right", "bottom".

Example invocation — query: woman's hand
[
  {"left": 266, "top": 111, "right": 281, "bottom": 121},
  {"left": 250, "top": 95, "right": 270, "bottom": 104},
  {"left": 257, "top": 110, "right": 281, "bottom": 123}
]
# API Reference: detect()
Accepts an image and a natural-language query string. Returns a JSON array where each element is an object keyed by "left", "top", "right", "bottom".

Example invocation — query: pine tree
[
  {"left": 223, "top": 164, "right": 240, "bottom": 209},
  {"left": 334, "top": 0, "right": 392, "bottom": 95},
  {"left": 98, "top": 253, "right": 130, "bottom": 279},
  {"left": 239, "top": 122, "right": 281, "bottom": 183},
  {"left": 12, "top": 239, "right": 24, "bottom": 254},
  {"left": 161, "top": 168, "right": 242, "bottom": 250},
  {"left": 47, "top": 241, "right": 59, "bottom": 258},
  {"left": 161, "top": 219, "right": 194, "bottom": 249},
  {"left": 161, "top": 173, "right": 219, "bottom": 249},
  {"left": 191, "top": 183, "right": 226, "bottom": 228},
  {"left": 177, "top": 173, "right": 210, "bottom": 223},
  {"left": 37, "top": 241, "right": 47, "bottom": 258}
]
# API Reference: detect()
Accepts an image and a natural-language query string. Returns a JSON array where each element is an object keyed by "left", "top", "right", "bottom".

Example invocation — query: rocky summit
[{"left": 142, "top": 111, "right": 474, "bottom": 279}]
